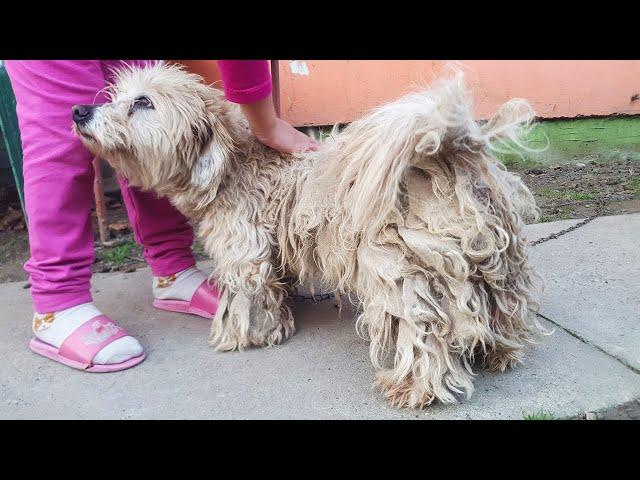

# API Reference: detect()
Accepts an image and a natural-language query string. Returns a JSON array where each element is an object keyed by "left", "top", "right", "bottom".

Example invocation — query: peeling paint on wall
[{"left": 290, "top": 61, "right": 309, "bottom": 76}]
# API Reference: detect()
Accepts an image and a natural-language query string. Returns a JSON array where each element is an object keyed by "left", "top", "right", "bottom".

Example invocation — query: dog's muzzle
[{"left": 72, "top": 104, "right": 98, "bottom": 126}]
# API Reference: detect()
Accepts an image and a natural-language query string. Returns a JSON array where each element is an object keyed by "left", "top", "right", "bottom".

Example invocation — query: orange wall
[
  {"left": 278, "top": 60, "right": 640, "bottom": 126},
  {"left": 173, "top": 60, "right": 222, "bottom": 86},
  {"left": 176, "top": 60, "right": 640, "bottom": 127}
]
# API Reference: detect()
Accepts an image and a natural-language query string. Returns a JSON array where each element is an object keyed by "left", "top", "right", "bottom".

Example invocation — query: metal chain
[
  {"left": 529, "top": 215, "right": 597, "bottom": 246},
  {"left": 530, "top": 200, "right": 605, "bottom": 246},
  {"left": 291, "top": 292, "right": 334, "bottom": 303}
]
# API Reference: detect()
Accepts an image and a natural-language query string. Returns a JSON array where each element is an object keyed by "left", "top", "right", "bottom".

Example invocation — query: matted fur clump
[{"left": 74, "top": 63, "right": 545, "bottom": 408}]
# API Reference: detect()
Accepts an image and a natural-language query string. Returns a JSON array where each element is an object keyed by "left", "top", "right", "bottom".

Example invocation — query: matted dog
[{"left": 73, "top": 63, "right": 545, "bottom": 408}]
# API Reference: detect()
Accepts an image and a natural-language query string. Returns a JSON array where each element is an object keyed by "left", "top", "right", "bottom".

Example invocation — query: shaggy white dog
[{"left": 73, "top": 63, "right": 544, "bottom": 408}]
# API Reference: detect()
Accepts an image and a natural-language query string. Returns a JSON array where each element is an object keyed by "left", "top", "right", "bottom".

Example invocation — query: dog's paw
[
  {"left": 208, "top": 288, "right": 295, "bottom": 351},
  {"left": 374, "top": 363, "right": 476, "bottom": 409},
  {"left": 374, "top": 371, "right": 438, "bottom": 409},
  {"left": 484, "top": 347, "right": 524, "bottom": 372},
  {"left": 246, "top": 303, "right": 295, "bottom": 349},
  {"left": 209, "top": 319, "right": 293, "bottom": 351},
  {"left": 249, "top": 319, "right": 293, "bottom": 349}
]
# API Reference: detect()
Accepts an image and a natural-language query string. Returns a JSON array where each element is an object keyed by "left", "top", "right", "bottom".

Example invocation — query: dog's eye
[
  {"left": 134, "top": 96, "right": 153, "bottom": 108},
  {"left": 129, "top": 96, "right": 154, "bottom": 115}
]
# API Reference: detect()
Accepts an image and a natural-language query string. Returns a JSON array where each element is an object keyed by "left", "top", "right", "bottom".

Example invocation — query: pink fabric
[
  {"left": 58, "top": 314, "right": 129, "bottom": 366},
  {"left": 5, "top": 60, "right": 197, "bottom": 313},
  {"left": 217, "top": 60, "right": 272, "bottom": 104}
]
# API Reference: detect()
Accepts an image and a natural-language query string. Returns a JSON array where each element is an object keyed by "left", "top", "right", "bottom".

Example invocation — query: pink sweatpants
[{"left": 6, "top": 60, "right": 272, "bottom": 313}]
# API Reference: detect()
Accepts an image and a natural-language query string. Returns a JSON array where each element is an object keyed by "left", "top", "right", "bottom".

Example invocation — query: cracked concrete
[
  {"left": 1, "top": 215, "right": 638, "bottom": 419},
  {"left": 529, "top": 213, "right": 640, "bottom": 372}
]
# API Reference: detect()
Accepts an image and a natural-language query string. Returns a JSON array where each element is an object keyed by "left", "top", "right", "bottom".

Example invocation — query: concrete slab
[
  {"left": 529, "top": 213, "right": 640, "bottom": 371},
  {"left": 1, "top": 252, "right": 639, "bottom": 419}
]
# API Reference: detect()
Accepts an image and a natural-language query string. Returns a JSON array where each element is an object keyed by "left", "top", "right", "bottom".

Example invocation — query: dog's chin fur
[{"left": 78, "top": 63, "right": 546, "bottom": 408}]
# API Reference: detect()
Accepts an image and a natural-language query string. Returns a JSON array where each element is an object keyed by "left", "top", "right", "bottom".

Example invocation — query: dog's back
[{"left": 281, "top": 72, "right": 545, "bottom": 407}]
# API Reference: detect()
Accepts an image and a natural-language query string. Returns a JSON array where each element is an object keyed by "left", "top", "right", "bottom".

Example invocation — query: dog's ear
[
  {"left": 190, "top": 136, "right": 233, "bottom": 190},
  {"left": 189, "top": 85, "right": 235, "bottom": 193}
]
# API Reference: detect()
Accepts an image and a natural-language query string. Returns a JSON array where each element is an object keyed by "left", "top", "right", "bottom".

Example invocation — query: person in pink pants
[{"left": 6, "top": 60, "right": 318, "bottom": 372}]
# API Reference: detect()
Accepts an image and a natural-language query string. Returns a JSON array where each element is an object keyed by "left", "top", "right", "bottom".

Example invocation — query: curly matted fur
[{"left": 74, "top": 63, "right": 545, "bottom": 408}]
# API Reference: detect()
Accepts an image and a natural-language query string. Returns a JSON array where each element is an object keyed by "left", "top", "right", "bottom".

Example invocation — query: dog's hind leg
[
  {"left": 467, "top": 211, "right": 544, "bottom": 372},
  {"left": 359, "top": 274, "right": 478, "bottom": 409},
  {"left": 364, "top": 311, "right": 474, "bottom": 409},
  {"left": 478, "top": 273, "right": 544, "bottom": 372}
]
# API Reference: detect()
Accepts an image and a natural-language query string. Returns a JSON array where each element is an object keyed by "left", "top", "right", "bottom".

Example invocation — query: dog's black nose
[{"left": 72, "top": 104, "right": 96, "bottom": 125}]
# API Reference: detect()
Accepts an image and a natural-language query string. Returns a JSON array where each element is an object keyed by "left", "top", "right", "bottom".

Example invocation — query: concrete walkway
[{"left": 1, "top": 214, "right": 639, "bottom": 419}]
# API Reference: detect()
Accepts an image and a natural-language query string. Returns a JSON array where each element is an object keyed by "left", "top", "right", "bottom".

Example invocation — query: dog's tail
[{"left": 323, "top": 70, "right": 536, "bottom": 240}]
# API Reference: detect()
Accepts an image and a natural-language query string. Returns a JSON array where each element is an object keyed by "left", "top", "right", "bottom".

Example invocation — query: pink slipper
[
  {"left": 29, "top": 315, "right": 146, "bottom": 373},
  {"left": 153, "top": 279, "right": 221, "bottom": 319}
]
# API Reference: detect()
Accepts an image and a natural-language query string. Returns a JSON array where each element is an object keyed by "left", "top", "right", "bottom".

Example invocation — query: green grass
[
  {"left": 496, "top": 117, "right": 640, "bottom": 168},
  {"left": 96, "top": 240, "right": 138, "bottom": 266},
  {"left": 538, "top": 188, "right": 562, "bottom": 199},
  {"left": 523, "top": 409, "right": 556, "bottom": 420},
  {"left": 538, "top": 188, "right": 594, "bottom": 202},
  {"left": 573, "top": 192, "right": 595, "bottom": 201},
  {"left": 96, "top": 238, "right": 206, "bottom": 267},
  {"left": 500, "top": 155, "right": 544, "bottom": 170},
  {"left": 305, "top": 118, "right": 640, "bottom": 170},
  {"left": 625, "top": 177, "right": 640, "bottom": 196},
  {"left": 538, "top": 206, "right": 576, "bottom": 223},
  {"left": 555, "top": 207, "right": 576, "bottom": 220}
]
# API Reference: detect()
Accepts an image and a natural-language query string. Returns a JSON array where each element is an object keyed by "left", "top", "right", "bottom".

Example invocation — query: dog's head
[{"left": 72, "top": 63, "right": 235, "bottom": 194}]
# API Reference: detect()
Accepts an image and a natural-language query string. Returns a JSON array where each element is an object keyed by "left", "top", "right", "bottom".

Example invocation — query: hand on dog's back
[
  {"left": 254, "top": 118, "right": 319, "bottom": 154},
  {"left": 240, "top": 98, "right": 319, "bottom": 154}
]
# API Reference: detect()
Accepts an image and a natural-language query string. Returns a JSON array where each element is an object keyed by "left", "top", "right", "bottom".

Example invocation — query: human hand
[
  {"left": 241, "top": 96, "right": 319, "bottom": 154},
  {"left": 254, "top": 117, "right": 319, "bottom": 154}
]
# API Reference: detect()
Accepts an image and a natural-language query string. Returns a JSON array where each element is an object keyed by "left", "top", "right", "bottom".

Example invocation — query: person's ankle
[{"left": 152, "top": 266, "right": 208, "bottom": 302}]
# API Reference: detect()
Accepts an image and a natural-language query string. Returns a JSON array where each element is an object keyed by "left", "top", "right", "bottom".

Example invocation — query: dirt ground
[
  {"left": 1, "top": 157, "right": 639, "bottom": 285},
  {"left": 511, "top": 157, "right": 640, "bottom": 223},
  {"left": 0, "top": 189, "right": 208, "bottom": 284}
]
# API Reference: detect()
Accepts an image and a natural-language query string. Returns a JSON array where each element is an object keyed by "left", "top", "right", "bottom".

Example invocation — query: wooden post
[
  {"left": 93, "top": 157, "right": 110, "bottom": 244},
  {"left": 271, "top": 60, "right": 281, "bottom": 118}
]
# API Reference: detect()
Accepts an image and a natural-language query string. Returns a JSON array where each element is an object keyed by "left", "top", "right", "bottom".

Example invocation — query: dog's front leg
[{"left": 208, "top": 259, "right": 295, "bottom": 351}]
